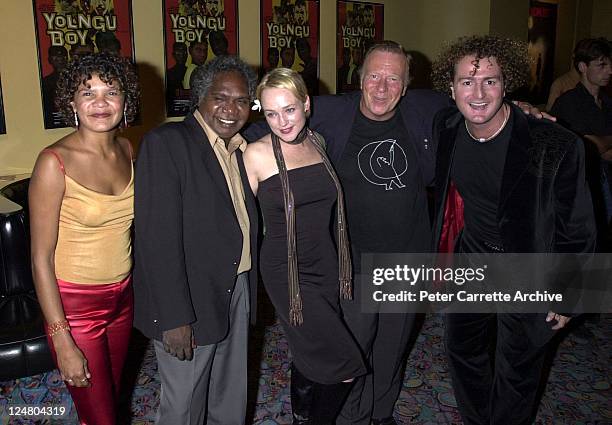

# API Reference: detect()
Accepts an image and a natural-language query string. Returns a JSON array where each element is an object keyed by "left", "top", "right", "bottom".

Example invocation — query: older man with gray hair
[{"left": 134, "top": 55, "right": 259, "bottom": 425}]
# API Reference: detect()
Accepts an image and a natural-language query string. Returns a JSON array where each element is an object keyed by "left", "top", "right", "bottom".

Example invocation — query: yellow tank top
[{"left": 51, "top": 154, "right": 134, "bottom": 284}]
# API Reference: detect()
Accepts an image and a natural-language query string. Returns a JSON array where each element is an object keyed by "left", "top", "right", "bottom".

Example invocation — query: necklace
[{"left": 465, "top": 104, "right": 509, "bottom": 143}]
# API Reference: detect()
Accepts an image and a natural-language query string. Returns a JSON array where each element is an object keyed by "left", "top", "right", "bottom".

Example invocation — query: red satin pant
[{"left": 46, "top": 276, "right": 133, "bottom": 425}]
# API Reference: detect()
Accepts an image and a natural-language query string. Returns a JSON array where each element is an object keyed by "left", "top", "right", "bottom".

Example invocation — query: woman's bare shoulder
[
  {"left": 116, "top": 136, "right": 134, "bottom": 159},
  {"left": 45, "top": 133, "right": 77, "bottom": 153},
  {"left": 245, "top": 135, "right": 272, "bottom": 156}
]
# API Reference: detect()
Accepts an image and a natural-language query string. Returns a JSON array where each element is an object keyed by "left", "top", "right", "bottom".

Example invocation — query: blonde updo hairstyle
[{"left": 256, "top": 67, "right": 311, "bottom": 117}]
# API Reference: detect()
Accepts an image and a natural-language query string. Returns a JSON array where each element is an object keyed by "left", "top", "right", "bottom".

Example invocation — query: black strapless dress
[{"left": 258, "top": 163, "right": 366, "bottom": 384}]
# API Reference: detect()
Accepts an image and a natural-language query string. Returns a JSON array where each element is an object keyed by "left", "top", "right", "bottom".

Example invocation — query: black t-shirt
[
  {"left": 551, "top": 82, "right": 612, "bottom": 245},
  {"left": 337, "top": 110, "right": 431, "bottom": 269},
  {"left": 551, "top": 82, "right": 612, "bottom": 137},
  {"left": 451, "top": 113, "right": 513, "bottom": 253}
]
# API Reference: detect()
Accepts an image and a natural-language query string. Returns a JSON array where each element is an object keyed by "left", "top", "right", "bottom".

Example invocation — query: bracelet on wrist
[{"left": 47, "top": 319, "right": 71, "bottom": 337}]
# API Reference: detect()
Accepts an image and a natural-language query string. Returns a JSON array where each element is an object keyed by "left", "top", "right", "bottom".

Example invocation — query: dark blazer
[
  {"left": 133, "top": 113, "right": 259, "bottom": 346},
  {"left": 432, "top": 103, "right": 596, "bottom": 254},
  {"left": 244, "top": 90, "right": 451, "bottom": 187}
]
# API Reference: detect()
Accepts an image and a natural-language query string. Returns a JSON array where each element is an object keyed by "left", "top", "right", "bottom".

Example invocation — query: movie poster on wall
[
  {"left": 527, "top": 0, "right": 557, "bottom": 105},
  {"left": 0, "top": 74, "right": 6, "bottom": 135},
  {"left": 261, "top": 0, "right": 319, "bottom": 95},
  {"left": 337, "top": 1, "right": 383, "bottom": 94},
  {"left": 33, "top": 0, "right": 134, "bottom": 129},
  {"left": 164, "top": 0, "right": 238, "bottom": 117}
]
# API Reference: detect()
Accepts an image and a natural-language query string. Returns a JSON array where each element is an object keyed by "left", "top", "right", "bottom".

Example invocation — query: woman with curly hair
[{"left": 29, "top": 52, "right": 139, "bottom": 425}]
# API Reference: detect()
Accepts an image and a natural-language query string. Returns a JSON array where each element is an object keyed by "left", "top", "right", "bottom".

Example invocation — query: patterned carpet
[{"left": 1, "top": 311, "right": 610, "bottom": 424}]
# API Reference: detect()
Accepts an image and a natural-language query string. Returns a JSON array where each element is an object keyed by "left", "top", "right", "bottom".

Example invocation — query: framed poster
[
  {"left": 164, "top": 0, "right": 239, "bottom": 117},
  {"left": 527, "top": 1, "right": 557, "bottom": 105},
  {"left": 260, "top": 0, "right": 319, "bottom": 95},
  {"left": 33, "top": 0, "right": 135, "bottom": 129},
  {"left": 0, "top": 74, "right": 5, "bottom": 135},
  {"left": 336, "top": 1, "right": 383, "bottom": 94}
]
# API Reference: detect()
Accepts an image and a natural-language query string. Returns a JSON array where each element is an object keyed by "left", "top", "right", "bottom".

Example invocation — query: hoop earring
[
  {"left": 73, "top": 111, "right": 79, "bottom": 128},
  {"left": 123, "top": 105, "right": 128, "bottom": 128}
]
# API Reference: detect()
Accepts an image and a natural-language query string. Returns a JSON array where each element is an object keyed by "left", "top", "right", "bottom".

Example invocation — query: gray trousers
[{"left": 154, "top": 272, "right": 250, "bottom": 425}]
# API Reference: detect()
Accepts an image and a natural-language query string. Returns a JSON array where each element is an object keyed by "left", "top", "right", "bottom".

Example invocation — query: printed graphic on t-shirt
[{"left": 357, "top": 139, "right": 407, "bottom": 190}]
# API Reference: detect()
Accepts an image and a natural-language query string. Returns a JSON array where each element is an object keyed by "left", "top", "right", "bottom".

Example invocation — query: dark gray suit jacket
[{"left": 133, "top": 113, "right": 258, "bottom": 345}]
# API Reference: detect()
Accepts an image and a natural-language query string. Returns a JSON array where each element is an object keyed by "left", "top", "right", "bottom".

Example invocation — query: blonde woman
[{"left": 244, "top": 68, "right": 365, "bottom": 424}]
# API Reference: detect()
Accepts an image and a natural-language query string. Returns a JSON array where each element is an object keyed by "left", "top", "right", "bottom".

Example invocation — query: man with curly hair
[{"left": 430, "top": 35, "right": 595, "bottom": 425}]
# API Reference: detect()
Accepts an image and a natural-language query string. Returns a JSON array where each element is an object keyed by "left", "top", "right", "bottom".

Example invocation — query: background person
[
  {"left": 244, "top": 68, "right": 366, "bottom": 424},
  {"left": 362, "top": 4, "right": 374, "bottom": 27},
  {"left": 42, "top": 45, "right": 69, "bottom": 128},
  {"left": 293, "top": 0, "right": 307, "bottom": 25},
  {"left": 545, "top": 67, "right": 580, "bottom": 112},
  {"left": 265, "top": 46, "right": 280, "bottom": 73},
  {"left": 209, "top": 30, "right": 229, "bottom": 56},
  {"left": 166, "top": 41, "right": 188, "bottom": 98},
  {"left": 296, "top": 37, "right": 317, "bottom": 95},
  {"left": 90, "top": 0, "right": 113, "bottom": 16},
  {"left": 204, "top": 0, "right": 222, "bottom": 16},
  {"left": 280, "top": 45, "right": 296, "bottom": 69},
  {"left": 551, "top": 37, "right": 612, "bottom": 251},
  {"left": 29, "top": 52, "right": 140, "bottom": 425},
  {"left": 95, "top": 31, "right": 121, "bottom": 56},
  {"left": 71, "top": 37, "right": 96, "bottom": 58},
  {"left": 182, "top": 38, "right": 209, "bottom": 89}
]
